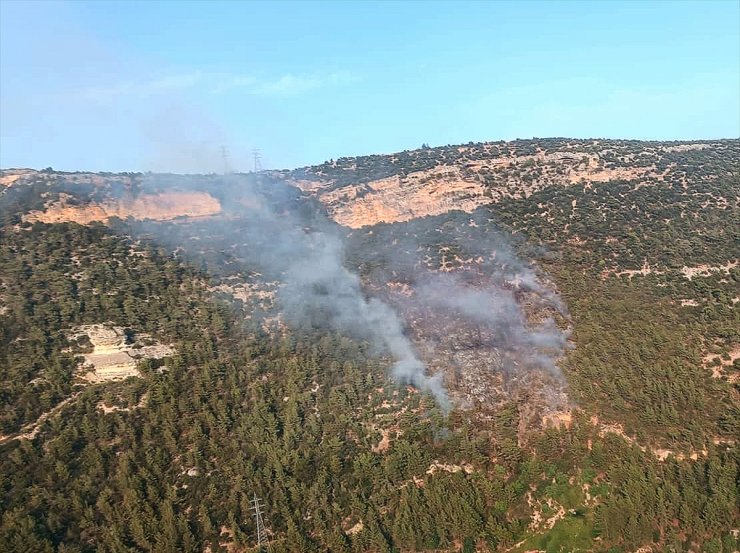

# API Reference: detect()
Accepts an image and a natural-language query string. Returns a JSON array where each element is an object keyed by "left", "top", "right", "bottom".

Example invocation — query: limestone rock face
[
  {"left": 318, "top": 166, "right": 489, "bottom": 228},
  {"left": 1, "top": 169, "right": 222, "bottom": 224},
  {"left": 25, "top": 191, "right": 221, "bottom": 224},
  {"left": 286, "top": 140, "right": 681, "bottom": 228}
]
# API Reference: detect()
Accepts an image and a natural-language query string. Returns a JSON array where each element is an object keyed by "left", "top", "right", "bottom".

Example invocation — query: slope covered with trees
[{"left": 0, "top": 138, "right": 738, "bottom": 552}]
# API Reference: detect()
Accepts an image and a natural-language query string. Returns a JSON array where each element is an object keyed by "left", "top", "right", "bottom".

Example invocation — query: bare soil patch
[{"left": 72, "top": 324, "right": 174, "bottom": 383}]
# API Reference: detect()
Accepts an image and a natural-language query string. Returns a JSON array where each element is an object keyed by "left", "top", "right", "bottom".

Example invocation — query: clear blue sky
[{"left": 1, "top": 0, "right": 738, "bottom": 172}]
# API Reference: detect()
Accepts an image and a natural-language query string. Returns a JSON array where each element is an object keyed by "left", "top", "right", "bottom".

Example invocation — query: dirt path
[
  {"left": 0, "top": 391, "right": 84, "bottom": 445},
  {"left": 596, "top": 416, "right": 719, "bottom": 462}
]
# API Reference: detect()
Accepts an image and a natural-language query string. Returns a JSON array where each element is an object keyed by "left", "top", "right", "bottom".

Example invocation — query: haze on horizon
[{"left": 1, "top": 0, "right": 738, "bottom": 173}]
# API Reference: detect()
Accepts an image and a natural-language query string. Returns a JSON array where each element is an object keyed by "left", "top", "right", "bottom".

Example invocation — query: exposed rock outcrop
[
  {"left": 26, "top": 191, "right": 221, "bottom": 224},
  {"left": 70, "top": 323, "right": 174, "bottom": 382},
  {"left": 288, "top": 143, "right": 668, "bottom": 228}
]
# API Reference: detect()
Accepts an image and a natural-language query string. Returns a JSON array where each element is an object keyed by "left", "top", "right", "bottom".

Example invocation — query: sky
[{"left": 1, "top": 0, "right": 739, "bottom": 172}]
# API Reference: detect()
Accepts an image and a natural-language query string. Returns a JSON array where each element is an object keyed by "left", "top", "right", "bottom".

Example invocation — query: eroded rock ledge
[{"left": 25, "top": 191, "right": 221, "bottom": 224}]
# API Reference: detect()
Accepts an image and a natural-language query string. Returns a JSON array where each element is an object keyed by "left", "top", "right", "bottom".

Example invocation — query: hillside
[
  {"left": 0, "top": 138, "right": 738, "bottom": 553},
  {"left": 292, "top": 137, "right": 740, "bottom": 447},
  {"left": 283, "top": 138, "right": 736, "bottom": 228}
]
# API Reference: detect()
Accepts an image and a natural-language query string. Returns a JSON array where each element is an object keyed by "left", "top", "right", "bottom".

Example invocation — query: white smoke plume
[
  {"left": 279, "top": 230, "right": 451, "bottom": 411},
  {"left": 346, "top": 211, "right": 571, "bottom": 399},
  {"left": 148, "top": 174, "right": 454, "bottom": 411},
  {"left": 414, "top": 271, "right": 569, "bottom": 380},
  {"left": 132, "top": 174, "right": 567, "bottom": 414}
]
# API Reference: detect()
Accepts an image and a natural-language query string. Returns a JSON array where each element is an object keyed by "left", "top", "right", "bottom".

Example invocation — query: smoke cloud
[
  {"left": 414, "top": 271, "right": 569, "bottom": 380},
  {"left": 279, "top": 230, "right": 451, "bottom": 411},
  {"left": 133, "top": 174, "right": 568, "bottom": 414},
  {"left": 140, "top": 174, "right": 452, "bottom": 410},
  {"left": 337, "top": 210, "right": 572, "bottom": 416}
]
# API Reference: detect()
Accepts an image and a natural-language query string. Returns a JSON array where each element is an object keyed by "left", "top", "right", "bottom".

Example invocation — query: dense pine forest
[{"left": 0, "top": 138, "right": 738, "bottom": 552}]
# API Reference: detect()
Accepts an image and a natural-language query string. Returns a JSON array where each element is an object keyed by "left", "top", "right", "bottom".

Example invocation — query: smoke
[
  {"left": 156, "top": 174, "right": 453, "bottom": 411},
  {"left": 347, "top": 210, "right": 571, "bottom": 405},
  {"left": 414, "top": 271, "right": 569, "bottom": 380},
  {"left": 130, "top": 173, "right": 567, "bottom": 414},
  {"left": 280, "top": 231, "right": 449, "bottom": 410}
]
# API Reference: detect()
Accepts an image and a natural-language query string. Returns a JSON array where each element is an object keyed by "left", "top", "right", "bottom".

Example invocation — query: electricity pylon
[
  {"left": 252, "top": 148, "right": 262, "bottom": 173},
  {"left": 221, "top": 146, "right": 232, "bottom": 174},
  {"left": 250, "top": 493, "right": 272, "bottom": 552}
]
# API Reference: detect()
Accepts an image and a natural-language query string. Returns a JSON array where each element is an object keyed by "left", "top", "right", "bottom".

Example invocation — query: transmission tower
[
  {"left": 251, "top": 148, "right": 262, "bottom": 173},
  {"left": 250, "top": 493, "right": 272, "bottom": 552},
  {"left": 221, "top": 146, "right": 232, "bottom": 174}
]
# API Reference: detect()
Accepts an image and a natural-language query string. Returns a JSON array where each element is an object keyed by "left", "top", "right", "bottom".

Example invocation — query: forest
[{"left": 0, "top": 138, "right": 738, "bottom": 552}]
